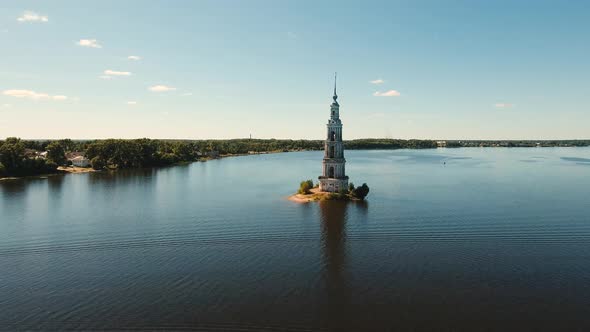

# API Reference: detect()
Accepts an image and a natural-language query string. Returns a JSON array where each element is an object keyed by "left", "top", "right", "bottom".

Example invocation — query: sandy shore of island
[{"left": 287, "top": 187, "right": 331, "bottom": 203}]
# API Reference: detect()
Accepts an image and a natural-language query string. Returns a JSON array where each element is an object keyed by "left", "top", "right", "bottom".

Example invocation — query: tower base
[{"left": 318, "top": 177, "right": 349, "bottom": 193}]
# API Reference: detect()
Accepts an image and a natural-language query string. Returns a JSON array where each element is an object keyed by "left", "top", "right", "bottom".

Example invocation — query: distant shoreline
[
  {"left": 1, "top": 145, "right": 589, "bottom": 182},
  {"left": 0, "top": 150, "right": 294, "bottom": 181}
]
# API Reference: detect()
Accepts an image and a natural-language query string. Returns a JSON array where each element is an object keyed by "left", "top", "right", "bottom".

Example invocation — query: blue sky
[{"left": 1, "top": 0, "right": 589, "bottom": 140}]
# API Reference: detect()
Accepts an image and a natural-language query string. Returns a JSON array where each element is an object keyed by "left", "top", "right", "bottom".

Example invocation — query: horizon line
[{"left": 3, "top": 137, "right": 590, "bottom": 142}]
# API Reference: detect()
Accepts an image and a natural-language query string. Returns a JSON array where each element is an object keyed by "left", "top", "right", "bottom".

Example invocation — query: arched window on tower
[
  {"left": 330, "top": 131, "right": 335, "bottom": 141},
  {"left": 329, "top": 166, "right": 334, "bottom": 178},
  {"left": 329, "top": 146, "right": 334, "bottom": 158}
]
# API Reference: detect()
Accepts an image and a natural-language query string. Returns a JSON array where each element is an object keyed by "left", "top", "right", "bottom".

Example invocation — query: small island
[{"left": 289, "top": 180, "right": 369, "bottom": 203}]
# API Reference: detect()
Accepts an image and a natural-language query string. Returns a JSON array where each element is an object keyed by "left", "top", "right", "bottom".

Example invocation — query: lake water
[{"left": 1, "top": 148, "right": 590, "bottom": 330}]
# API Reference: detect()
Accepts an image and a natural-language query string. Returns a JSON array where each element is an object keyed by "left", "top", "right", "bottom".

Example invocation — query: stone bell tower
[{"left": 319, "top": 73, "right": 349, "bottom": 192}]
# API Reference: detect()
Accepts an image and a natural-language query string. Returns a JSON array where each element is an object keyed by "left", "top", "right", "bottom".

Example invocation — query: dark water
[{"left": 2, "top": 148, "right": 590, "bottom": 331}]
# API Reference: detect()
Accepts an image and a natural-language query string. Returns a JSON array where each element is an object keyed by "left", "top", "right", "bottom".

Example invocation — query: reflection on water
[
  {"left": 319, "top": 201, "right": 349, "bottom": 329},
  {"left": 2, "top": 148, "right": 590, "bottom": 330}
]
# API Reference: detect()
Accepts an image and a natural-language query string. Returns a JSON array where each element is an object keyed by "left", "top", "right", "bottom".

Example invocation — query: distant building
[
  {"left": 24, "top": 149, "right": 48, "bottom": 159},
  {"left": 436, "top": 141, "right": 447, "bottom": 147},
  {"left": 318, "top": 74, "right": 349, "bottom": 192},
  {"left": 24, "top": 149, "right": 39, "bottom": 158},
  {"left": 70, "top": 155, "right": 90, "bottom": 167},
  {"left": 66, "top": 151, "right": 85, "bottom": 159}
]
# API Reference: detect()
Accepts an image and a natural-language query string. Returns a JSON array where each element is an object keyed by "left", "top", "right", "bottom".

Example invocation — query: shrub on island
[
  {"left": 298, "top": 179, "right": 314, "bottom": 194},
  {"left": 351, "top": 183, "right": 370, "bottom": 200}
]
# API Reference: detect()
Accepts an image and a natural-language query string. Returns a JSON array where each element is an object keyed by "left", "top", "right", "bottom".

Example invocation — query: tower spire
[{"left": 333, "top": 72, "right": 338, "bottom": 102}]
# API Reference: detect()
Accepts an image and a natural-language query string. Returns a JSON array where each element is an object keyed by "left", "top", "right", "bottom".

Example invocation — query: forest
[{"left": 2, "top": 137, "right": 587, "bottom": 178}]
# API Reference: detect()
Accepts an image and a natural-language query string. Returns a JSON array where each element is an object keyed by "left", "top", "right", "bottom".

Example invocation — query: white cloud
[
  {"left": 373, "top": 90, "right": 401, "bottom": 97},
  {"left": 104, "top": 69, "right": 131, "bottom": 76},
  {"left": 2, "top": 104, "right": 11, "bottom": 108},
  {"left": 127, "top": 55, "right": 141, "bottom": 61},
  {"left": 127, "top": 101, "right": 137, "bottom": 105},
  {"left": 495, "top": 103, "right": 514, "bottom": 109},
  {"left": 181, "top": 92, "right": 193, "bottom": 96},
  {"left": 77, "top": 39, "right": 102, "bottom": 48},
  {"left": 149, "top": 85, "right": 176, "bottom": 92},
  {"left": 3, "top": 89, "right": 68, "bottom": 101},
  {"left": 370, "top": 79, "right": 385, "bottom": 84},
  {"left": 17, "top": 11, "right": 48, "bottom": 23}
]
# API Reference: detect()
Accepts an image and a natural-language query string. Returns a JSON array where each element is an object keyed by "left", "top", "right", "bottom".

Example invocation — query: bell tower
[{"left": 319, "top": 73, "right": 349, "bottom": 192}]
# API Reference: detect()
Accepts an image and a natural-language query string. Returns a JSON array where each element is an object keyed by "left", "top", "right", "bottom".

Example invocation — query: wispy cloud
[
  {"left": 373, "top": 90, "right": 400, "bottom": 97},
  {"left": 127, "top": 101, "right": 137, "bottom": 105},
  {"left": 149, "top": 85, "right": 176, "bottom": 92},
  {"left": 128, "top": 55, "right": 141, "bottom": 61},
  {"left": 3, "top": 89, "right": 68, "bottom": 101},
  {"left": 370, "top": 79, "right": 385, "bottom": 84},
  {"left": 17, "top": 11, "right": 48, "bottom": 23},
  {"left": 99, "top": 75, "right": 112, "bottom": 80},
  {"left": 77, "top": 39, "right": 101, "bottom": 48},
  {"left": 181, "top": 92, "right": 193, "bottom": 96},
  {"left": 494, "top": 103, "right": 514, "bottom": 109},
  {"left": 104, "top": 69, "right": 131, "bottom": 76}
]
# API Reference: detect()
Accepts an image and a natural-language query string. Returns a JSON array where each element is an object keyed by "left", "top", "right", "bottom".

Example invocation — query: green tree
[
  {"left": 0, "top": 137, "right": 25, "bottom": 170},
  {"left": 46, "top": 142, "right": 67, "bottom": 165},
  {"left": 58, "top": 139, "right": 75, "bottom": 152},
  {"left": 172, "top": 142, "right": 194, "bottom": 161},
  {"left": 298, "top": 179, "right": 314, "bottom": 194},
  {"left": 90, "top": 156, "right": 106, "bottom": 170},
  {"left": 352, "top": 183, "right": 370, "bottom": 200}
]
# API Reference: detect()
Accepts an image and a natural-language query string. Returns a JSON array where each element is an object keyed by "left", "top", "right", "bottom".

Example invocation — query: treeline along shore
[{"left": 1, "top": 137, "right": 589, "bottom": 178}]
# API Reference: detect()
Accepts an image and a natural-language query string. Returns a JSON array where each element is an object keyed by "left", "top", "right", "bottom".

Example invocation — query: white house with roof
[{"left": 70, "top": 155, "right": 90, "bottom": 167}]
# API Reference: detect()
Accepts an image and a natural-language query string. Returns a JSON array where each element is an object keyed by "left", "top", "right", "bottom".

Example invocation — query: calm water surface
[{"left": 1, "top": 148, "right": 590, "bottom": 330}]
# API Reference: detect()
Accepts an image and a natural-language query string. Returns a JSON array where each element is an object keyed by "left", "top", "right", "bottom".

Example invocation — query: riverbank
[
  {"left": 0, "top": 150, "right": 300, "bottom": 181},
  {"left": 218, "top": 149, "right": 311, "bottom": 159},
  {"left": 0, "top": 167, "right": 97, "bottom": 181}
]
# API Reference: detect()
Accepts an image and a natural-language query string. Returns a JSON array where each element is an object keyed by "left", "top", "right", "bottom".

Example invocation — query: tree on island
[
  {"left": 351, "top": 183, "right": 370, "bottom": 200},
  {"left": 298, "top": 179, "right": 314, "bottom": 194}
]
